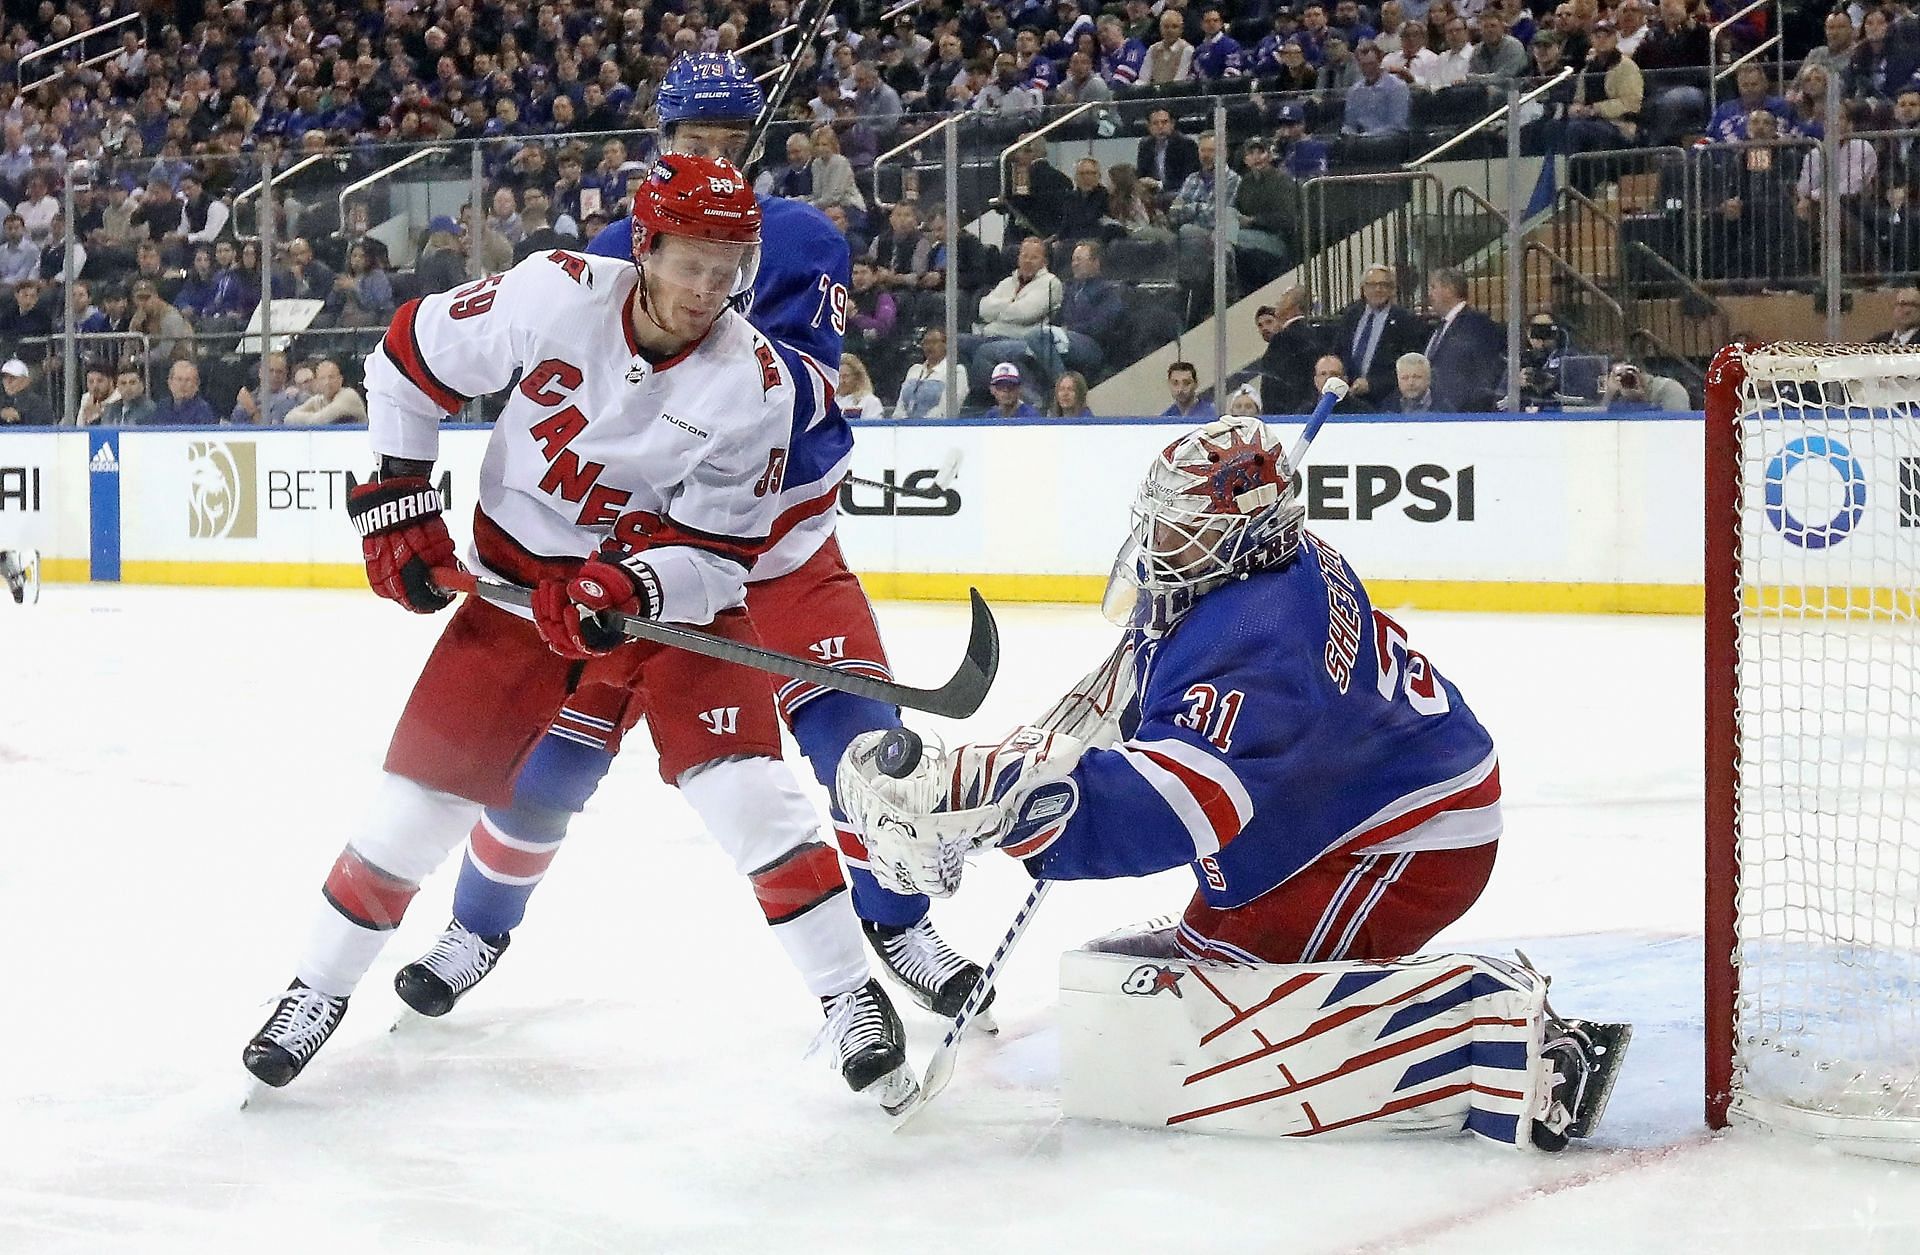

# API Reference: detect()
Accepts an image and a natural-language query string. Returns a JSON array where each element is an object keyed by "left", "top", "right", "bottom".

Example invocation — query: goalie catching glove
[
  {"left": 347, "top": 470, "right": 458, "bottom": 614},
  {"left": 835, "top": 725, "right": 1087, "bottom": 897},
  {"left": 529, "top": 544, "right": 664, "bottom": 660}
]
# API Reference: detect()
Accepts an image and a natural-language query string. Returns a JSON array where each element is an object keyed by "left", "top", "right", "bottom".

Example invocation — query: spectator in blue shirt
[
  {"left": 1274, "top": 104, "right": 1332, "bottom": 179},
  {"left": 148, "top": 360, "right": 219, "bottom": 426},
  {"left": 1343, "top": 40, "right": 1412, "bottom": 161},
  {"left": 1331, "top": 0, "right": 1379, "bottom": 47},
  {"left": 1194, "top": 8, "right": 1244, "bottom": 78},
  {"left": 1706, "top": 63, "right": 1790, "bottom": 143},
  {"left": 1162, "top": 360, "right": 1218, "bottom": 419},
  {"left": 982, "top": 361, "right": 1042, "bottom": 417},
  {"left": 1027, "top": 239, "right": 1126, "bottom": 385},
  {"left": 1097, "top": 15, "right": 1149, "bottom": 88}
]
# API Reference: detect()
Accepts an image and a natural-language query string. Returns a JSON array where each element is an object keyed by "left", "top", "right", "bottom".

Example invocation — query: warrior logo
[
  {"left": 809, "top": 636, "right": 847, "bottom": 662},
  {"left": 186, "top": 440, "right": 257, "bottom": 539},
  {"left": 698, "top": 706, "right": 741, "bottom": 735}
]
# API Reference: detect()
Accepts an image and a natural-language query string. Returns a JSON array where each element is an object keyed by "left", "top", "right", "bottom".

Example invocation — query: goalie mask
[
  {"left": 629, "top": 154, "right": 763, "bottom": 306},
  {"left": 1102, "top": 416, "right": 1305, "bottom": 636}
]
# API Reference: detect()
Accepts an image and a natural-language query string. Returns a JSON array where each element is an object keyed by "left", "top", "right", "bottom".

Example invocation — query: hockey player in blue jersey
[
  {"left": 387, "top": 52, "right": 992, "bottom": 1054},
  {"left": 838, "top": 414, "right": 1630, "bottom": 1149}
]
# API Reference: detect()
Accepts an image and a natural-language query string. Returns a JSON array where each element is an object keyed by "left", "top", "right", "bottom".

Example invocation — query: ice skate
[
  {"left": 243, "top": 980, "right": 349, "bottom": 1089},
  {"left": 863, "top": 917, "right": 997, "bottom": 1032},
  {"left": 1531, "top": 1017, "right": 1633, "bottom": 1152},
  {"left": 816, "top": 978, "right": 919, "bottom": 1114},
  {"left": 393, "top": 919, "right": 511, "bottom": 1017}
]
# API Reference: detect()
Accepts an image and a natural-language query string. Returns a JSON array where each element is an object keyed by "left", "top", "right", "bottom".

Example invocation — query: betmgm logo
[
  {"left": 1765, "top": 436, "right": 1866, "bottom": 550},
  {"left": 186, "top": 440, "right": 258, "bottom": 540}
]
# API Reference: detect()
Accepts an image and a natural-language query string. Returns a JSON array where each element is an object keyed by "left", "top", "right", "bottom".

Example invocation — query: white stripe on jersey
[
  {"left": 1114, "top": 745, "right": 1228, "bottom": 859},
  {"left": 1333, "top": 748, "right": 1500, "bottom": 855}
]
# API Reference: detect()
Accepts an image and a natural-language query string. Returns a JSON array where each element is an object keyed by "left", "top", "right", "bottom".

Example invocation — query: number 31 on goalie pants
[{"left": 1059, "top": 947, "right": 1554, "bottom": 1147}]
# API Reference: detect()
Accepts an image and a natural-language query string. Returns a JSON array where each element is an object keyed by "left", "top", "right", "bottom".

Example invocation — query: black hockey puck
[{"left": 875, "top": 729, "right": 924, "bottom": 778}]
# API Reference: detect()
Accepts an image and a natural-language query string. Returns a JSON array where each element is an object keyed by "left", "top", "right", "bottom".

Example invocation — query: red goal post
[{"left": 1704, "top": 341, "right": 1920, "bottom": 1161}]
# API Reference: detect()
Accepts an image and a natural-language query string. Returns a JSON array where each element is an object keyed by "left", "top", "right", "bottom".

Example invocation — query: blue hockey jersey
[
  {"left": 1028, "top": 532, "right": 1500, "bottom": 910},
  {"left": 589, "top": 193, "right": 854, "bottom": 579}
]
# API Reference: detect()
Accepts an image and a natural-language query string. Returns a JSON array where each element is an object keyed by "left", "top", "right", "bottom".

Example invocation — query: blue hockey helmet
[{"left": 657, "top": 52, "right": 765, "bottom": 130}]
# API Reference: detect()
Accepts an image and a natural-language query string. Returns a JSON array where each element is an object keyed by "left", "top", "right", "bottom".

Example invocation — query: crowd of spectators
[{"left": 0, "top": 0, "right": 1913, "bottom": 425}]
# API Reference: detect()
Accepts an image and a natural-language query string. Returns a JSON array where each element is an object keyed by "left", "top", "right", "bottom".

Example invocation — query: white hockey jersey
[{"left": 363, "top": 250, "right": 803, "bottom": 626}]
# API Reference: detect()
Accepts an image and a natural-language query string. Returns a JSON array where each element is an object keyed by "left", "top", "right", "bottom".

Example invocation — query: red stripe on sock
[
  {"left": 750, "top": 841, "right": 847, "bottom": 924},
  {"left": 469, "top": 819, "right": 562, "bottom": 881},
  {"left": 322, "top": 849, "right": 418, "bottom": 929}
]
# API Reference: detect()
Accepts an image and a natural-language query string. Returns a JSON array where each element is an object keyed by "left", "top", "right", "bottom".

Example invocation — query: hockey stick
[
  {"left": 1288, "top": 377, "right": 1347, "bottom": 472},
  {"left": 894, "top": 876, "right": 1052, "bottom": 1130},
  {"left": 429, "top": 566, "right": 1000, "bottom": 719},
  {"left": 845, "top": 447, "right": 962, "bottom": 500}
]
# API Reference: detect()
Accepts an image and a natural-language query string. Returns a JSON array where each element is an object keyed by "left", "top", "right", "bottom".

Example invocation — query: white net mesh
[{"left": 1732, "top": 344, "right": 1920, "bottom": 1151}]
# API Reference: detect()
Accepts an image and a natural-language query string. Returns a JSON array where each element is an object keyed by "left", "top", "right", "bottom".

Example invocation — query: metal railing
[
  {"left": 872, "top": 111, "right": 969, "bottom": 209},
  {"left": 337, "top": 147, "right": 451, "bottom": 233},
  {"left": 1707, "top": 0, "right": 1782, "bottom": 114},
  {"left": 1301, "top": 171, "right": 1445, "bottom": 312},
  {"left": 234, "top": 153, "right": 338, "bottom": 211},
  {"left": 1411, "top": 68, "right": 1572, "bottom": 168},
  {"left": 996, "top": 103, "right": 1100, "bottom": 206},
  {"left": 19, "top": 12, "right": 142, "bottom": 93}
]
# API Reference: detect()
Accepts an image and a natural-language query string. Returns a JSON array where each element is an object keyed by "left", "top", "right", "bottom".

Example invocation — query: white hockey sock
[
  {"left": 295, "top": 904, "right": 393, "bottom": 999},
  {"left": 679, "top": 755, "right": 871, "bottom": 999}
]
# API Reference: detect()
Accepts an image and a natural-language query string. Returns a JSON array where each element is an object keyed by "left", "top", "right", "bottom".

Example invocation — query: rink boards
[{"left": 0, "top": 409, "right": 1821, "bottom": 614}]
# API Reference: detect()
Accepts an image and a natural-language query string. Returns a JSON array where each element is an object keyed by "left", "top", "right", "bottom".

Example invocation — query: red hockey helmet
[{"left": 630, "top": 153, "right": 762, "bottom": 299}]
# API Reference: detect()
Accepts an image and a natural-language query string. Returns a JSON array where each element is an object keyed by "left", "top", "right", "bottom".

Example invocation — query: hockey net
[{"left": 1705, "top": 342, "right": 1920, "bottom": 1161}]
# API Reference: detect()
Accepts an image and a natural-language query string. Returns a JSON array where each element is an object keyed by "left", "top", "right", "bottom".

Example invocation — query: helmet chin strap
[{"left": 633, "top": 257, "right": 683, "bottom": 345}]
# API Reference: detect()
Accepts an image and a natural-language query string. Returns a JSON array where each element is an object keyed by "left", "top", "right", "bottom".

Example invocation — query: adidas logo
[{"left": 89, "top": 443, "right": 119, "bottom": 474}]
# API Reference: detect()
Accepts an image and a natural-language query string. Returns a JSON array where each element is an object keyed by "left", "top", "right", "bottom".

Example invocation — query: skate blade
[
  {"left": 970, "top": 1006, "right": 1000, "bottom": 1036},
  {"left": 1568, "top": 1022, "right": 1633, "bottom": 1140},
  {"left": 239, "top": 1076, "right": 273, "bottom": 1111},
  {"left": 869, "top": 1064, "right": 921, "bottom": 1117}
]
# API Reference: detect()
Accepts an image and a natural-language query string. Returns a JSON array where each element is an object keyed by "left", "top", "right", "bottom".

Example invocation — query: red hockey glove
[
  {"left": 530, "top": 548, "right": 662, "bottom": 660},
  {"left": 347, "top": 474, "right": 458, "bottom": 613}
]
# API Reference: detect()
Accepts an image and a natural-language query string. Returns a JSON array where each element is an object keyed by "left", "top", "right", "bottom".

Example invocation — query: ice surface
[{"left": 3, "top": 587, "right": 1916, "bottom": 1254}]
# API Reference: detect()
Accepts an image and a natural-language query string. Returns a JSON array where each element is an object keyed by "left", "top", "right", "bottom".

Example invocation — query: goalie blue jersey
[
  {"left": 1029, "top": 533, "right": 1501, "bottom": 909},
  {"left": 589, "top": 194, "right": 854, "bottom": 546}
]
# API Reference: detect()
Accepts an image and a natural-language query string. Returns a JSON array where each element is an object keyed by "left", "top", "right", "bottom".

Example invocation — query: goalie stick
[
  {"left": 885, "top": 385, "right": 1350, "bottom": 1124},
  {"left": 864, "top": 728, "right": 1056, "bottom": 1130},
  {"left": 430, "top": 566, "right": 1000, "bottom": 719}
]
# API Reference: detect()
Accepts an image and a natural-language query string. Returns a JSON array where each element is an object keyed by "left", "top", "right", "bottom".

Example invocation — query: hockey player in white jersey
[{"left": 243, "top": 155, "right": 915, "bottom": 1110}]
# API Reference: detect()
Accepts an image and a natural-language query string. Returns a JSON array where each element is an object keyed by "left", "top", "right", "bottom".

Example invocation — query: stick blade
[{"left": 927, "top": 587, "right": 1000, "bottom": 719}]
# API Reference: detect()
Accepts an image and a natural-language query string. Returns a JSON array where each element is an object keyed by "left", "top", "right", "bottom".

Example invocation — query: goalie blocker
[{"left": 1059, "top": 929, "right": 1629, "bottom": 1151}]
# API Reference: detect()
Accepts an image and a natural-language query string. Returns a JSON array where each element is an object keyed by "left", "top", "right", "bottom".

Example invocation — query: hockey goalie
[{"left": 837, "top": 416, "right": 1630, "bottom": 1150}]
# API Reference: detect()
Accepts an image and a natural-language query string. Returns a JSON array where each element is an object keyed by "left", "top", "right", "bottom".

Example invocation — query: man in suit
[
  {"left": 1135, "top": 108, "right": 1201, "bottom": 208},
  {"left": 1334, "top": 264, "right": 1424, "bottom": 406},
  {"left": 1258, "top": 284, "right": 1326, "bottom": 416},
  {"left": 1421, "top": 267, "right": 1506, "bottom": 412},
  {"left": 1871, "top": 288, "right": 1920, "bottom": 346}
]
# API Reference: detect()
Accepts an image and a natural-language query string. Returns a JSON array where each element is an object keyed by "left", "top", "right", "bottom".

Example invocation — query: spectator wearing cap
[
  {"left": 1162, "top": 360, "right": 1217, "bottom": 420},
  {"left": 1234, "top": 137, "right": 1304, "bottom": 283},
  {"left": 1519, "top": 32, "right": 1575, "bottom": 151},
  {"left": 982, "top": 361, "right": 1041, "bottom": 418},
  {"left": 417, "top": 216, "right": 469, "bottom": 296},
  {"left": 1564, "top": 19, "right": 1643, "bottom": 191},
  {"left": 1273, "top": 104, "right": 1333, "bottom": 179},
  {"left": 148, "top": 359, "right": 218, "bottom": 426},
  {"left": 1343, "top": 41, "right": 1413, "bottom": 162},
  {"left": 0, "top": 359, "right": 52, "bottom": 426}
]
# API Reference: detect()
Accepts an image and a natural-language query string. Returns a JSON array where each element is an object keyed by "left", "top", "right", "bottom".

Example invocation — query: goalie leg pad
[{"left": 1059, "top": 946, "right": 1551, "bottom": 1148}]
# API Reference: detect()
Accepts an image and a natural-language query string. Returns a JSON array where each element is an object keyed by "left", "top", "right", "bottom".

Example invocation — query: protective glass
[{"left": 647, "top": 234, "right": 762, "bottom": 302}]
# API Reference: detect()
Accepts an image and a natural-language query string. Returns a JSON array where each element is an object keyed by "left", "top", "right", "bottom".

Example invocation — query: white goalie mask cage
[{"left": 1101, "top": 417, "right": 1305, "bottom": 636}]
